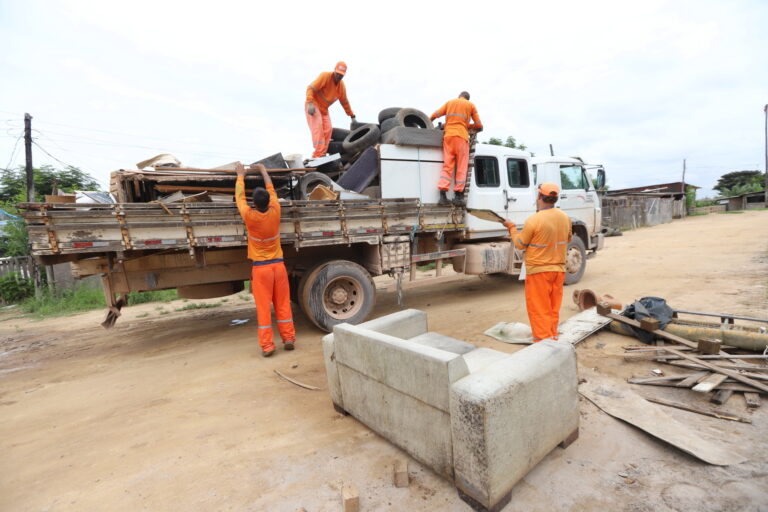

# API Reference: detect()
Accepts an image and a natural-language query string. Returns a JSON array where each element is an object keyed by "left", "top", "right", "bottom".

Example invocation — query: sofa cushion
[
  {"left": 461, "top": 347, "right": 510, "bottom": 373},
  {"left": 409, "top": 332, "right": 476, "bottom": 355}
]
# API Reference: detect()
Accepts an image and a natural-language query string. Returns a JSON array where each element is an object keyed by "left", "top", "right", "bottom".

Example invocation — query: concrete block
[
  {"left": 342, "top": 483, "right": 359, "bottom": 512},
  {"left": 409, "top": 332, "right": 476, "bottom": 355},
  {"left": 337, "top": 364, "right": 455, "bottom": 478},
  {"left": 355, "top": 308, "right": 427, "bottom": 339},
  {"left": 333, "top": 323, "right": 469, "bottom": 412},
  {"left": 321, "top": 334, "right": 344, "bottom": 411},
  {"left": 394, "top": 458, "right": 409, "bottom": 488},
  {"left": 450, "top": 340, "right": 579, "bottom": 510},
  {"left": 461, "top": 347, "right": 510, "bottom": 373}
]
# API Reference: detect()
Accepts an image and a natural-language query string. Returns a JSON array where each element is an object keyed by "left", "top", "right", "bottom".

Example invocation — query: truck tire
[
  {"left": 342, "top": 123, "right": 381, "bottom": 154},
  {"left": 564, "top": 236, "right": 587, "bottom": 285},
  {"left": 298, "top": 260, "right": 375, "bottom": 332},
  {"left": 298, "top": 172, "right": 335, "bottom": 200},
  {"left": 328, "top": 141, "right": 344, "bottom": 155},
  {"left": 381, "top": 126, "right": 443, "bottom": 148},
  {"left": 380, "top": 117, "right": 398, "bottom": 135},
  {"left": 378, "top": 107, "right": 402, "bottom": 124},
  {"left": 331, "top": 127, "right": 350, "bottom": 141},
  {"left": 395, "top": 108, "right": 433, "bottom": 130}
]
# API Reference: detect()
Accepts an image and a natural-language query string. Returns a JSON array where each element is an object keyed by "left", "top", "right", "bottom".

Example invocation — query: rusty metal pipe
[{"left": 608, "top": 321, "right": 768, "bottom": 352}]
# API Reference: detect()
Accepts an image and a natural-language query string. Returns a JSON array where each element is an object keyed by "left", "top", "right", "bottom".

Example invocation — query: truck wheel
[
  {"left": 342, "top": 124, "right": 381, "bottom": 154},
  {"left": 298, "top": 260, "right": 375, "bottom": 332},
  {"left": 564, "top": 237, "right": 587, "bottom": 285}
]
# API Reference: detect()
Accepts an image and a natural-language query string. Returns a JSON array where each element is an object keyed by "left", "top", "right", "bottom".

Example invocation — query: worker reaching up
[
  {"left": 504, "top": 183, "right": 572, "bottom": 342},
  {"left": 235, "top": 162, "right": 296, "bottom": 357},
  {"left": 430, "top": 92, "right": 483, "bottom": 206},
  {"left": 306, "top": 61, "right": 356, "bottom": 158}
]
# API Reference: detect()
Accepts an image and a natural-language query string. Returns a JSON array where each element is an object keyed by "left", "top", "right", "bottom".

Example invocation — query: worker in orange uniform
[
  {"left": 430, "top": 91, "right": 483, "bottom": 206},
  {"left": 235, "top": 162, "right": 296, "bottom": 357},
  {"left": 306, "top": 61, "right": 356, "bottom": 158},
  {"left": 504, "top": 183, "right": 572, "bottom": 342}
]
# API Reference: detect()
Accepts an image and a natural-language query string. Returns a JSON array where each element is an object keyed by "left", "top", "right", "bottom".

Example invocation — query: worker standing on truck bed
[
  {"left": 306, "top": 61, "right": 356, "bottom": 158},
  {"left": 235, "top": 162, "right": 296, "bottom": 357},
  {"left": 430, "top": 91, "right": 483, "bottom": 206},
  {"left": 504, "top": 183, "right": 572, "bottom": 342}
]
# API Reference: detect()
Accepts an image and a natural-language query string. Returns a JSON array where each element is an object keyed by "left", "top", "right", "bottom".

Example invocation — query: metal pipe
[{"left": 608, "top": 321, "right": 768, "bottom": 352}]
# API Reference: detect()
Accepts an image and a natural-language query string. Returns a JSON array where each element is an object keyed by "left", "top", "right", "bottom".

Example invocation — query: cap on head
[
  {"left": 538, "top": 182, "right": 560, "bottom": 197},
  {"left": 334, "top": 61, "right": 347, "bottom": 76}
]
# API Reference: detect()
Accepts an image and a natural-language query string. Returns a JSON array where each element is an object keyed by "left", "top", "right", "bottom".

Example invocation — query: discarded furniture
[{"left": 322, "top": 309, "right": 579, "bottom": 511}]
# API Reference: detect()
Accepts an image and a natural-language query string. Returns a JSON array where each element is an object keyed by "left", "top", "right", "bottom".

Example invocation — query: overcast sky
[{"left": 1, "top": 0, "right": 766, "bottom": 198}]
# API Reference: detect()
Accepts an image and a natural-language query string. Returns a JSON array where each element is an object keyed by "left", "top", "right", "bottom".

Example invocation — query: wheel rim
[
  {"left": 322, "top": 277, "right": 363, "bottom": 320},
  {"left": 566, "top": 246, "right": 583, "bottom": 274}
]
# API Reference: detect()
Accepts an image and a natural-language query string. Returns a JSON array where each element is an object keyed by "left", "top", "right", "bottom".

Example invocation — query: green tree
[
  {"left": 713, "top": 170, "right": 765, "bottom": 194},
  {"left": 0, "top": 165, "right": 101, "bottom": 203},
  {"left": 483, "top": 135, "right": 528, "bottom": 151}
]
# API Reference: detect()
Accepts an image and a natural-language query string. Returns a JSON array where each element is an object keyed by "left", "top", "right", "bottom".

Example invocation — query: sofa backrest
[{"left": 333, "top": 323, "right": 470, "bottom": 412}]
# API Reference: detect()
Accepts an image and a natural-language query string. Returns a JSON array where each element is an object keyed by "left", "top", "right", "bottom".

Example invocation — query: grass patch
[
  {"left": 159, "top": 310, "right": 169, "bottom": 315},
  {"left": 716, "top": 211, "right": 744, "bottom": 214},
  {"left": 174, "top": 302, "right": 220, "bottom": 312},
  {"left": 20, "top": 284, "right": 178, "bottom": 318},
  {"left": 689, "top": 212, "right": 709, "bottom": 216},
  {"left": 136, "top": 312, "right": 150, "bottom": 318}
]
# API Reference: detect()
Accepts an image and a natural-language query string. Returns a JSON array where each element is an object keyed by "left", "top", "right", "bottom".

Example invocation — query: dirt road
[{"left": 2, "top": 210, "right": 767, "bottom": 511}]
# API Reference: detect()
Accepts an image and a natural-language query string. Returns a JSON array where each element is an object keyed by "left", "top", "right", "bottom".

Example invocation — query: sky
[{"left": 1, "top": 0, "right": 766, "bottom": 199}]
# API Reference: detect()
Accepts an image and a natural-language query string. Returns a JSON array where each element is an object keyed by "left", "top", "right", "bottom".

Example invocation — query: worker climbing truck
[{"left": 19, "top": 143, "right": 606, "bottom": 332}]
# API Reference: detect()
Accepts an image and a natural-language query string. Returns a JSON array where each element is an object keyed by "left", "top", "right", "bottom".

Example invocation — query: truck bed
[{"left": 19, "top": 199, "right": 465, "bottom": 259}]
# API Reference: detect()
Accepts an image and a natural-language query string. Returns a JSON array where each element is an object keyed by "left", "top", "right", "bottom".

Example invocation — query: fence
[
  {"left": 602, "top": 195, "right": 682, "bottom": 231},
  {"left": 0, "top": 256, "right": 36, "bottom": 280},
  {"left": 693, "top": 205, "right": 726, "bottom": 214}
]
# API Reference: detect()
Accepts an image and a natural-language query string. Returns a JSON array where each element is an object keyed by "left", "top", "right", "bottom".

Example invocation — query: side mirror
[{"left": 596, "top": 169, "right": 606, "bottom": 190}]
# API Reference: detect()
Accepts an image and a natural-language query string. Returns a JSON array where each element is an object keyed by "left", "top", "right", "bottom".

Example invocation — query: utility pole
[
  {"left": 764, "top": 104, "right": 767, "bottom": 205},
  {"left": 682, "top": 158, "right": 687, "bottom": 216},
  {"left": 24, "top": 113, "right": 34, "bottom": 202}
]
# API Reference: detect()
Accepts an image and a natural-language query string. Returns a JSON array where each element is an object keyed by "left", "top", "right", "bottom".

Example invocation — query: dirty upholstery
[{"left": 322, "top": 309, "right": 579, "bottom": 511}]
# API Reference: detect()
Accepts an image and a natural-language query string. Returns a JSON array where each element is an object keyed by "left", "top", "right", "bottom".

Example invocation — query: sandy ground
[{"left": 1, "top": 210, "right": 768, "bottom": 512}]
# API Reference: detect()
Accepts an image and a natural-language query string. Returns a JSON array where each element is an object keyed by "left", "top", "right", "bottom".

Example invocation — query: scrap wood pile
[
  {"left": 594, "top": 297, "right": 768, "bottom": 413},
  {"left": 108, "top": 106, "right": 442, "bottom": 205}
]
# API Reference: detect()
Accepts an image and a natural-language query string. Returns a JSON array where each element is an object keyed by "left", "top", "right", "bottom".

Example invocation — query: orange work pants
[
  {"left": 524, "top": 271, "right": 565, "bottom": 342},
  {"left": 306, "top": 103, "right": 332, "bottom": 158},
  {"left": 438, "top": 135, "right": 469, "bottom": 192},
  {"left": 251, "top": 261, "right": 295, "bottom": 351}
]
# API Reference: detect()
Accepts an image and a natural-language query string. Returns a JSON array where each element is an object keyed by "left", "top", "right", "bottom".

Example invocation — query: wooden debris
[
  {"left": 711, "top": 389, "right": 734, "bottom": 405},
  {"left": 393, "top": 459, "right": 409, "bottom": 488},
  {"left": 744, "top": 392, "right": 762, "bottom": 409},
  {"left": 692, "top": 374, "right": 728, "bottom": 393},
  {"left": 640, "top": 317, "right": 660, "bottom": 332},
  {"left": 698, "top": 338, "right": 722, "bottom": 355},
  {"left": 675, "top": 371, "right": 710, "bottom": 388},
  {"left": 557, "top": 307, "right": 613, "bottom": 345},
  {"left": 622, "top": 353, "right": 768, "bottom": 361},
  {"left": 666, "top": 360, "right": 768, "bottom": 373},
  {"left": 629, "top": 379, "right": 767, "bottom": 394},
  {"left": 273, "top": 370, "right": 320, "bottom": 391},
  {"left": 644, "top": 396, "right": 751, "bottom": 423},
  {"left": 342, "top": 483, "right": 359, "bottom": 512}
]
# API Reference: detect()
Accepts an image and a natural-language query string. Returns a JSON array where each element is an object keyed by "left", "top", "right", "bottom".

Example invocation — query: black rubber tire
[
  {"left": 350, "top": 120, "right": 366, "bottom": 131},
  {"left": 380, "top": 126, "right": 443, "bottom": 147},
  {"left": 298, "top": 260, "right": 375, "bottom": 332},
  {"left": 331, "top": 127, "right": 350, "bottom": 142},
  {"left": 327, "top": 141, "right": 344, "bottom": 155},
  {"left": 564, "top": 236, "right": 587, "bottom": 285},
  {"left": 342, "top": 123, "right": 381, "bottom": 154},
  {"left": 380, "top": 117, "right": 398, "bottom": 135},
  {"left": 298, "top": 172, "right": 335, "bottom": 200},
  {"left": 378, "top": 107, "right": 402, "bottom": 124},
  {"left": 395, "top": 108, "right": 433, "bottom": 130}
]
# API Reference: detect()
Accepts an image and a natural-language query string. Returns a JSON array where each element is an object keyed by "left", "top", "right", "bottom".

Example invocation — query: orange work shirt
[
  {"left": 508, "top": 207, "right": 572, "bottom": 274},
  {"left": 431, "top": 97, "right": 482, "bottom": 141},
  {"left": 306, "top": 72, "right": 354, "bottom": 116},
  {"left": 235, "top": 176, "right": 283, "bottom": 262}
]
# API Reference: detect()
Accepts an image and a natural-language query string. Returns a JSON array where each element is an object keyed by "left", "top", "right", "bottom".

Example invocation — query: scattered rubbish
[
  {"left": 556, "top": 307, "right": 613, "bottom": 345},
  {"left": 136, "top": 153, "right": 182, "bottom": 170},
  {"left": 483, "top": 322, "right": 532, "bottom": 344},
  {"left": 230, "top": 319, "right": 250, "bottom": 326},
  {"left": 572, "top": 289, "right": 622, "bottom": 312},
  {"left": 643, "top": 395, "right": 752, "bottom": 423},
  {"left": 291, "top": 363, "right": 299, "bottom": 369},
  {"left": 393, "top": 458, "right": 409, "bottom": 488},
  {"left": 274, "top": 370, "right": 320, "bottom": 391},
  {"left": 595, "top": 342, "right": 605, "bottom": 349},
  {"left": 618, "top": 472, "right": 628, "bottom": 478},
  {"left": 651, "top": 369, "right": 664, "bottom": 376}
]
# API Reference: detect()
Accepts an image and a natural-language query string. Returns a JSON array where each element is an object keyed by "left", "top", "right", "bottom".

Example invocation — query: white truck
[{"left": 19, "top": 143, "right": 605, "bottom": 332}]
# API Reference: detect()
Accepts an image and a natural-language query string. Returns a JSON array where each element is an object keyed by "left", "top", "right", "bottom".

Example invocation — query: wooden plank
[
  {"left": 580, "top": 377, "right": 746, "bottom": 465},
  {"left": 675, "top": 371, "right": 710, "bottom": 388},
  {"left": 633, "top": 380, "right": 767, "bottom": 394},
  {"left": 692, "top": 374, "right": 728, "bottom": 393},
  {"left": 711, "top": 389, "right": 734, "bottom": 405},
  {"left": 644, "top": 396, "right": 751, "bottom": 423},
  {"left": 557, "top": 307, "right": 613, "bottom": 346},
  {"left": 744, "top": 392, "right": 761, "bottom": 409},
  {"left": 629, "top": 374, "right": 691, "bottom": 384},
  {"left": 658, "top": 346, "right": 768, "bottom": 393},
  {"left": 623, "top": 353, "right": 768, "bottom": 361},
  {"left": 666, "top": 360, "right": 768, "bottom": 376}
]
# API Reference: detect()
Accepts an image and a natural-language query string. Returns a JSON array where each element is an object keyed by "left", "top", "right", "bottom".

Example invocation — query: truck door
[
  {"left": 557, "top": 164, "right": 595, "bottom": 232},
  {"left": 465, "top": 156, "right": 506, "bottom": 234},
  {"left": 503, "top": 156, "right": 535, "bottom": 220}
]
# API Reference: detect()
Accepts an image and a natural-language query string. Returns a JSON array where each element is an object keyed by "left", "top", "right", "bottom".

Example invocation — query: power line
[
  {"left": 4, "top": 131, "right": 23, "bottom": 170},
  {"left": 32, "top": 140, "right": 92, "bottom": 173}
]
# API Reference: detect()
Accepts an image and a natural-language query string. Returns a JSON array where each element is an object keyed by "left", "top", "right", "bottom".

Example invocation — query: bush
[{"left": 0, "top": 272, "right": 34, "bottom": 304}]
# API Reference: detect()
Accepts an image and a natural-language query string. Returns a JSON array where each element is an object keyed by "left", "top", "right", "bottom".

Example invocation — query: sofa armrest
[
  {"left": 355, "top": 308, "right": 427, "bottom": 339},
  {"left": 321, "top": 334, "right": 344, "bottom": 411},
  {"left": 449, "top": 340, "right": 579, "bottom": 510}
]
